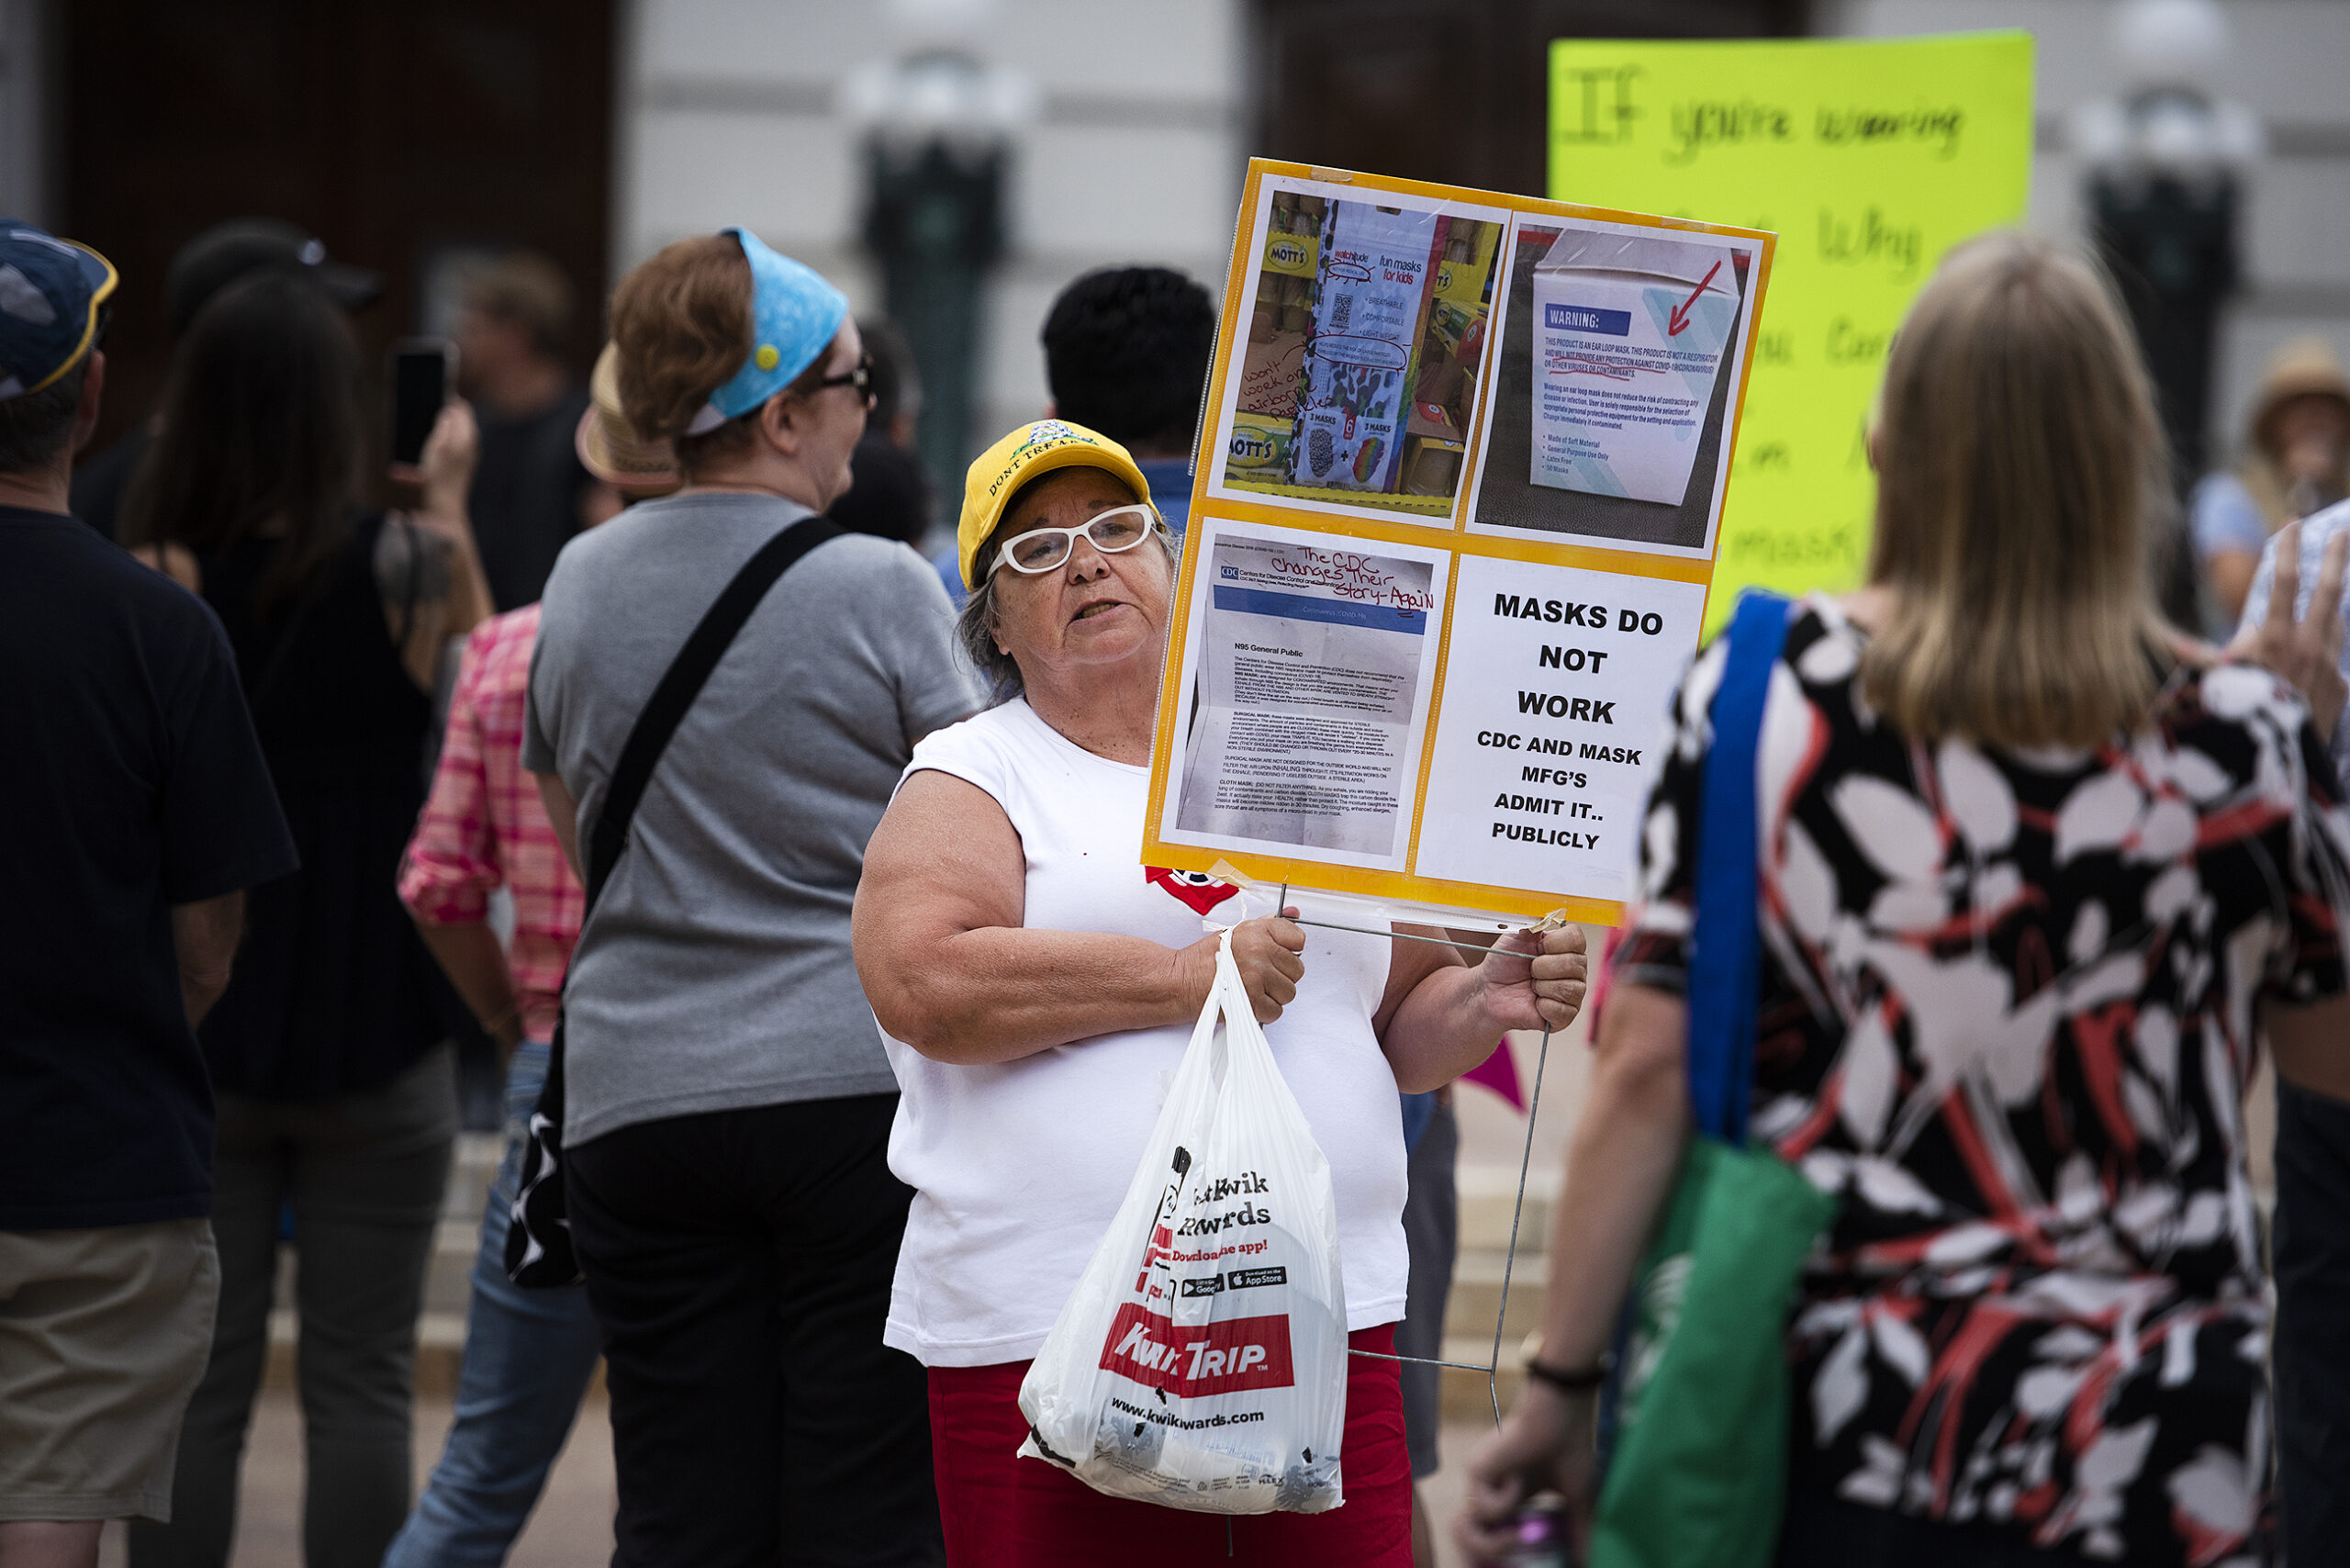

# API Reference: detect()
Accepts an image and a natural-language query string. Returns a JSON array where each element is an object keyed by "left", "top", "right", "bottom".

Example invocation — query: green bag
[
  {"left": 1588, "top": 1140, "right": 1836, "bottom": 1568},
  {"left": 1588, "top": 593, "right": 1837, "bottom": 1568}
]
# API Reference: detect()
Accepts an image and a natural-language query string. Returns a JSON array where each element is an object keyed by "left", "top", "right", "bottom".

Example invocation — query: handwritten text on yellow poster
[{"left": 1550, "top": 33, "right": 2034, "bottom": 633}]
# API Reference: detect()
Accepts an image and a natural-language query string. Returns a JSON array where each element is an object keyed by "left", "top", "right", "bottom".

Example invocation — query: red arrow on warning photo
[{"left": 1667, "top": 259, "right": 1724, "bottom": 337}]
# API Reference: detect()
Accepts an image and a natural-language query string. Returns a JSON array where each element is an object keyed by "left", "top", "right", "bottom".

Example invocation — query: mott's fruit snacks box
[
  {"left": 1262, "top": 224, "right": 1317, "bottom": 279},
  {"left": 1530, "top": 230, "right": 1738, "bottom": 506},
  {"left": 1225, "top": 412, "right": 1292, "bottom": 482},
  {"left": 1426, "top": 219, "right": 1500, "bottom": 354},
  {"left": 1238, "top": 195, "right": 1324, "bottom": 423}
]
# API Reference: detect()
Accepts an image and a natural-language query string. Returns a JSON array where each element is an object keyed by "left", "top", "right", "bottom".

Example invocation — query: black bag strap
[{"left": 582, "top": 516, "right": 841, "bottom": 910}]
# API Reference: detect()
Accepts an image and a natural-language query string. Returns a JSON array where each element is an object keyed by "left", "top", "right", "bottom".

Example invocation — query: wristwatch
[{"left": 1522, "top": 1340, "right": 1612, "bottom": 1394}]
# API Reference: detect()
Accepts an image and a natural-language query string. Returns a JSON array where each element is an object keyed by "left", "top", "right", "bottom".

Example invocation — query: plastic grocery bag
[{"left": 1017, "top": 930, "right": 1349, "bottom": 1514}]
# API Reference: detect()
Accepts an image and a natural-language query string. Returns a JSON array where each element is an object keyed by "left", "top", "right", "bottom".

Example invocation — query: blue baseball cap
[
  {"left": 0, "top": 221, "right": 117, "bottom": 401},
  {"left": 684, "top": 228, "right": 850, "bottom": 435}
]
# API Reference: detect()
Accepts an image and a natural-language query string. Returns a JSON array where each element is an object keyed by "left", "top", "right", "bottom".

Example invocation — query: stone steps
[
  {"left": 1437, "top": 1165, "right": 1559, "bottom": 1421},
  {"left": 1438, "top": 1334, "right": 1530, "bottom": 1422},
  {"left": 1443, "top": 1248, "right": 1550, "bottom": 1345},
  {"left": 1455, "top": 1162, "right": 1559, "bottom": 1254}
]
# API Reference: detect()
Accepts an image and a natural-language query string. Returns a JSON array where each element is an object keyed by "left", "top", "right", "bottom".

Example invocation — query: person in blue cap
[
  {"left": 0, "top": 222, "right": 297, "bottom": 1568},
  {"left": 522, "top": 228, "right": 971, "bottom": 1565}
]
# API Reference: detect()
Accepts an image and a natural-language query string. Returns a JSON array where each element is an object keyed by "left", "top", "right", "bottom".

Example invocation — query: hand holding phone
[
  {"left": 408, "top": 398, "right": 480, "bottom": 525},
  {"left": 388, "top": 339, "right": 454, "bottom": 469}
]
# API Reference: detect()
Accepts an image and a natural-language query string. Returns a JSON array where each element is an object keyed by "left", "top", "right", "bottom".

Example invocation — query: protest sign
[
  {"left": 1143, "top": 159, "right": 1774, "bottom": 924},
  {"left": 1549, "top": 32, "right": 2034, "bottom": 633}
]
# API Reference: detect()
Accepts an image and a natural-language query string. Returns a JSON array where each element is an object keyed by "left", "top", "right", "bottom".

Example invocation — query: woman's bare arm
[
  {"left": 1373, "top": 924, "right": 1587, "bottom": 1093},
  {"left": 377, "top": 402, "right": 491, "bottom": 691},
  {"left": 1529, "top": 980, "right": 1686, "bottom": 1361},
  {"left": 375, "top": 520, "right": 461, "bottom": 691},
  {"left": 851, "top": 769, "right": 1302, "bottom": 1065},
  {"left": 1457, "top": 980, "right": 1689, "bottom": 1562},
  {"left": 413, "top": 918, "right": 524, "bottom": 1058}
]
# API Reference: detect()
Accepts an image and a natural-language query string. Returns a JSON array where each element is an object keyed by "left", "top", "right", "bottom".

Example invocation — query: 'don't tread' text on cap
[{"left": 957, "top": 419, "right": 1153, "bottom": 591}]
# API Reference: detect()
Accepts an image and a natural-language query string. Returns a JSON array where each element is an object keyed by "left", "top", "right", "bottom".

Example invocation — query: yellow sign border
[{"left": 1141, "top": 157, "right": 1776, "bottom": 924}]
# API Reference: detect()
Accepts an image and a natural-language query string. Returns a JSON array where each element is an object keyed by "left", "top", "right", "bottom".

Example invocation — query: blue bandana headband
[{"left": 685, "top": 228, "right": 849, "bottom": 434}]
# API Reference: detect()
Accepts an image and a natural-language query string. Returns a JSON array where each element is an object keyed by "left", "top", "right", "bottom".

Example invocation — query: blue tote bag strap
[
  {"left": 1687, "top": 590, "right": 1794, "bottom": 1148},
  {"left": 1595, "top": 587, "right": 1797, "bottom": 1470}
]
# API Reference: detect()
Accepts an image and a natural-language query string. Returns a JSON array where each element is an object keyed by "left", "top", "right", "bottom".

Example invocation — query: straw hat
[
  {"left": 2250, "top": 337, "right": 2350, "bottom": 456},
  {"left": 575, "top": 342, "right": 681, "bottom": 495}
]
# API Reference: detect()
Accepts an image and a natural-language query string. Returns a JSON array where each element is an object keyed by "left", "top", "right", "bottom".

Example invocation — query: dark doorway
[
  {"left": 1251, "top": 0, "right": 1807, "bottom": 200},
  {"left": 61, "top": 0, "right": 613, "bottom": 460}
]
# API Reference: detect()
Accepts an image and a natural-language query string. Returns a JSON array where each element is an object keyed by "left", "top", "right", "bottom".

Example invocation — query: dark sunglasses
[{"left": 813, "top": 353, "right": 874, "bottom": 405}]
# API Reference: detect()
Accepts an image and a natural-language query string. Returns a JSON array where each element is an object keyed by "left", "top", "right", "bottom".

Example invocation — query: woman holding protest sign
[
  {"left": 851, "top": 417, "right": 1586, "bottom": 1565},
  {"left": 1455, "top": 232, "right": 2350, "bottom": 1567}
]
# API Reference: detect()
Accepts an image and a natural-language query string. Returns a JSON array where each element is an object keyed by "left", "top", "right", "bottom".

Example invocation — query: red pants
[{"left": 928, "top": 1323, "right": 1413, "bottom": 1567}]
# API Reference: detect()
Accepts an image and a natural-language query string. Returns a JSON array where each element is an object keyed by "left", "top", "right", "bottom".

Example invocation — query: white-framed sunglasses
[{"left": 986, "top": 503, "right": 1163, "bottom": 579}]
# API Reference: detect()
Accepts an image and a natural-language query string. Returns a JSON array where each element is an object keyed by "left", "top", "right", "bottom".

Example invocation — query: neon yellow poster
[{"left": 1550, "top": 33, "right": 2033, "bottom": 632}]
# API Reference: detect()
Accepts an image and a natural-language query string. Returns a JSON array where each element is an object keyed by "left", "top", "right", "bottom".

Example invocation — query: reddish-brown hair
[{"left": 609, "top": 234, "right": 834, "bottom": 476}]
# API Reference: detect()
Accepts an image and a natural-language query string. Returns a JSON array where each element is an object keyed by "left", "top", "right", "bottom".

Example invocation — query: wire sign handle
[{"left": 1276, "top": 880, "right": 1561, "bottom": 1426}]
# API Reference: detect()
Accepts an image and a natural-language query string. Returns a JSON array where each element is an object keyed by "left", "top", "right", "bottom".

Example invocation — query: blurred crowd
[{"left": 5, "top": 199, "right": 2350, "bottom": 1568}]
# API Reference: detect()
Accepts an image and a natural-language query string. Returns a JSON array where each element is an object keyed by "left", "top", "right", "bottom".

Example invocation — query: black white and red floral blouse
[{"left": 1617, "top": 597, "right": 2350, "bottom": 1566}]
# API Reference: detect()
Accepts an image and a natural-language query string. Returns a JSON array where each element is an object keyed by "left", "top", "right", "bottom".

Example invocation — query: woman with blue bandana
[{"left": 523, "top": 229, "right": 976, "bottom": 1564}]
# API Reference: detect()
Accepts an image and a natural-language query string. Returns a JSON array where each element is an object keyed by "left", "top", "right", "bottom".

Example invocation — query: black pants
[
  {"left": 1776, "top": 1492, "right": 2157, "bottom": 1566},
  {"left": 2276, "top": 1078, "right": 2350, "bottom": 1566},
  {"left": 567, "top": 1092, "right": 942, "bottom": 1568},
  {"left": 130, "top": 1046, "right": 455, "bottom": 1568}
]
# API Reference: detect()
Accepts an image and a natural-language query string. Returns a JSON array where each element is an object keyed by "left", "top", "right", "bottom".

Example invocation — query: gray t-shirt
[{"left": 524, "top": 492, "right": 979, "bottom": 1145}]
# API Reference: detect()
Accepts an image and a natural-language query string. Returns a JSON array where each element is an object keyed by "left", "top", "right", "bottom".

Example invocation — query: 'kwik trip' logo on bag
[{"left": 1099, "top": 1303, "right": 1295, "bottom": 1397}]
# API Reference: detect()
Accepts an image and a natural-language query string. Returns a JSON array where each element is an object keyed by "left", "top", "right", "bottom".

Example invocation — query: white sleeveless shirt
[{"left": 878, "top": 698, "right": 1410, "bottom": 1367}]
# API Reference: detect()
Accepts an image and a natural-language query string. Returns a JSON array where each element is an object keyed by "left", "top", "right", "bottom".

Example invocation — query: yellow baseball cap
[{"left": 957, "top": 419, "right": 1152, "bottom": 591}]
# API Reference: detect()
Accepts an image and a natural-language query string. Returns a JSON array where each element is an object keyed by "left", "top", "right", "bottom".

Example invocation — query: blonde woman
[{"left": 1458, "top": 232, "right": 2350, "bottom": 1566}]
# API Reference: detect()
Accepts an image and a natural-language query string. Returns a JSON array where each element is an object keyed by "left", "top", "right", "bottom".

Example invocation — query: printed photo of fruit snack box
[{"left": 1218, "top": 189, "right": 1502, "bottom": 520}]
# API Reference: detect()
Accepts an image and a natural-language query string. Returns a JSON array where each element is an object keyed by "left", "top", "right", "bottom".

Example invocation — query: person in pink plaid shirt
[
  {"left": 399, "top": 604, "right": 581, "bottom": 1054},
  {"left": 384, "top": 374, "right": 666, "bottom": 1568}
]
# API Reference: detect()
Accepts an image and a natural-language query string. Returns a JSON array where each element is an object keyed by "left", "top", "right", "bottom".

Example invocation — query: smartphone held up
[{"left": 388, "top": 338, "right": 455, "bottom": 469}]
